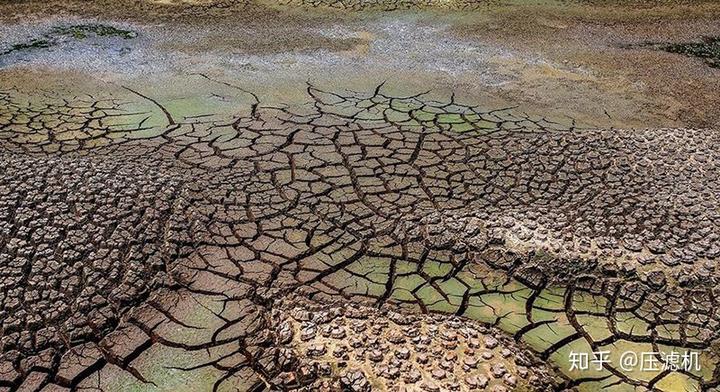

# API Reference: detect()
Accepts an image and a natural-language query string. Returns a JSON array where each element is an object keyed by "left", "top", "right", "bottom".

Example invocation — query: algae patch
[
  {"left": 52, "top": 24, "right": 138, "bottom": 40},
  {"left": 1, "top": 24, "right": 138, "bottom": 56},
  {"left": 661, "top": 36, "right": 720, "bottom": 69},
  {"left": 626, "top": 36, "right": 720, "bottom": 69},
  {"left": 4, "top": 39, "right": 53, "bottom": 54}
]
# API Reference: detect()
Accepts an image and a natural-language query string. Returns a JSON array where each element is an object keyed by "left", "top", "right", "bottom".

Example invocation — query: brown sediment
[
  {"left": 1, "top": 81, "right": 719, "bottom": 391},
  {"left": 2, "top": 1, "right": 720, "bottom": 391}
]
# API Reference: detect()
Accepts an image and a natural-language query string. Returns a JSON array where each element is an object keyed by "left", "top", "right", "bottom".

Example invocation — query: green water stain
[
  {"left": 657, "top": 344, "right": 716, "bottom": 382},
  {"left": 112, "top": 345, "right": 237, "bottom": 392},
  {"left": 409, "top": 109, "right": 437, "bottom": 122},
  {"left": 436, "top": 113, "right": 465, "bottom": 124},
  {"left": 550, "top": 338, "right": 611, "bottom": 381},
  {"left": 615, "top": 311, "right": 650, "bottom": 336},
  {"left": 571, "top": 291, "right": 607, "bottom": 313},
  {"left": 656, "top": 323, "right": 683, "bottom": 341},
  {"left": 533, "top": 287, "right": 566, "bottom": 310},
  {"left": 384, "top": 108, "right": 411, "bottom": 122},
  {"left": 422, "top": 259, "right": 453, "bottom": 278},
  {"left": 389, "top": 99, "right": 423, "bottom": 112},
  {"left": 451, "top": 122, "right": 475, "bottom": 132},
  {"left": 655, "top": 373, "right": 701, "bottom": 392},
  {"left": 437, "top": 277, "right": 468, "bottom": 302},
  {"left": 357, "top": 252, "right": 717, "bottom": 390},
  {"left": 576, "top": 314, "right": 613, "bottom": 342},
  {"left": 522, "top": 320, "right": 577, "bottom": 352}
]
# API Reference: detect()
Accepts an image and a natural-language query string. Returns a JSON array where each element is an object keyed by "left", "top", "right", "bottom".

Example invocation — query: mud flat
[{"left": 0, "top": 1, "right": 719, "bottom": 391}]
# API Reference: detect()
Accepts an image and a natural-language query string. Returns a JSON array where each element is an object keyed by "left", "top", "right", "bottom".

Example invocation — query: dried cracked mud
[{"left": 1, "top": 1, "right": 720, "bottom": 392}]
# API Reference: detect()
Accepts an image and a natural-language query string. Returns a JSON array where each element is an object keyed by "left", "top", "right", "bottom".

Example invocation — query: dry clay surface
[{"left": 0, "top": 79, "right": 719, "bottom": 392}]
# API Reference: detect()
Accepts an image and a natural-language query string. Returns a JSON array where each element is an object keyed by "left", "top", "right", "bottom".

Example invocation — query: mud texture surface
[
  {"left": 1, "top": 1, "right": 720, "bottom": 392},
  {"left": 0, "top": 81, "right": 718, "bottom": 391}
]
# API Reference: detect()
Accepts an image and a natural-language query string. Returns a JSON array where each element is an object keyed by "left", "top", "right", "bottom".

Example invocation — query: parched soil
[{"left": 0, "top": 1, "right": 719, "bottom": 392}]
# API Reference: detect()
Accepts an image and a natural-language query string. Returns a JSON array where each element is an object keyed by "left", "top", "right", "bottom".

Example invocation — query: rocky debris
[
  {"left": 340, "top": 370, "right": 371, "bottom": 392},
  {"left": 277, "top": 320, "right": 294, "bottom": 344},
  {"left": 306, "top": 343, "right": 326, "bottom": 357},
  {"left": 485, "top": 336, "right": 499, "bottom": 349},
  {"left": 268, "top": 298, "right": 559, "bottom": 390}
]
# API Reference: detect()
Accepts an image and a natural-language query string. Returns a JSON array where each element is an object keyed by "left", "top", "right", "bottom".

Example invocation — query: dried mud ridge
[{"left": 0, "top": 82, "right": 719, "bottom": 391}]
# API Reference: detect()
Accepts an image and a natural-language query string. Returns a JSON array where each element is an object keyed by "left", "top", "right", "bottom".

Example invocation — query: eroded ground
[{"left": 0, "top": 0, "right": 719, "bottom": 391}]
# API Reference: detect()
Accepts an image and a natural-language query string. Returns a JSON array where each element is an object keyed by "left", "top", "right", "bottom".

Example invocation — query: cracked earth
[{"left": 1, "top": 0, "right": 720, "bottom": 392}]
